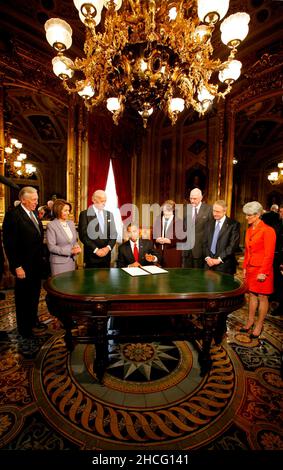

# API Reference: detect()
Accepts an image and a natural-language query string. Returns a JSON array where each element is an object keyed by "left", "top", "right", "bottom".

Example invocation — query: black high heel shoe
[
  {"left": 250, "top": 328, "right": 263, "bottom": 339},
  {"left": 239, "top": 324, "right": 254, "bottom": 333}
]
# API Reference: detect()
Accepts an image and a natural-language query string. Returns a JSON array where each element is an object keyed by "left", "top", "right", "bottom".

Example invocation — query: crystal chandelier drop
[
  {"left": 267, "top": 161, "right": 283, "bottom": 185},
  {"left": 4, "top": 134, "right": 36, "bottom": 178},
  {"left": 45, "top": 0, "right": 250, "bottom": 127}
]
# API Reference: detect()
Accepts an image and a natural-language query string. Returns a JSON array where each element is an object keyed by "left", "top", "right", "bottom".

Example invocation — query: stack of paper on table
[{"left": 121, "top": 266, "right": 168, "bottom": 276}]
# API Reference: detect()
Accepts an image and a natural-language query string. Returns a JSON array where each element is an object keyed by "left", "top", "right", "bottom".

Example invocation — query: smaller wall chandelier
[
  {"left": 45, "top": 0, "right": 250, "bottom": 127},
  {"left": 267, "top": 161, "right": 283, "bottom": 185},
  {"left": 4, "top": 136, "right": 36, "bottom": 178}
]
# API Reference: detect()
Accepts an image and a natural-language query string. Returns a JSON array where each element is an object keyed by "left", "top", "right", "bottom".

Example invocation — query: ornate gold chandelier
[
  {"left": 267, "top": 161, "right": 283, "bottom": 185},
  {"left": 4, "top": 131, "right": 36, "bottom": 178},
  {"left": 45, "top": 0, "right": 250, "bottom": 127}
]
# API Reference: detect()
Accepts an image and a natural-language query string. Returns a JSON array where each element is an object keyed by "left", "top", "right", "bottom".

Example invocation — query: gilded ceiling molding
[
  {"left": 228, "top": 52, "right": 283, "bottom": 114},
  {"left": 0, "top": 39, "right": 66, "bottom": 104}
]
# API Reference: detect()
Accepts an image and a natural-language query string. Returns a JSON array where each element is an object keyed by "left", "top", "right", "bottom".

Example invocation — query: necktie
[
  {"left": 210, "top": 221, "right": 221, "bottom": 255},
  {"left": 192, "top": 207, "right": 198, "bottom": 222},
  {"left": 29, "top": 211, "right": 40, "bottom": 232},
  {"left": 163, "top": 218, "right": 169, "bottom": 237},
  {"left": 97, "top": 210, "right": 104, "bottom": 232},
  {"left": 133, "top": 242, "right": 139, "bottom": 262}
]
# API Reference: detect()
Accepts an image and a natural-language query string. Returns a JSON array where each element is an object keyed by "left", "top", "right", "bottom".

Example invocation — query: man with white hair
[
  {"left": 78, "top": 189, "right": 117, "bottom": 268},
  {"left": 183, "top": 188, "right": 212, "bottom": 268},
  {"left": 2, "top": 186, "right": 45, "bottom": 338},
  {"left": 203, "top": 200, "right": 240, "bottom": 274}
]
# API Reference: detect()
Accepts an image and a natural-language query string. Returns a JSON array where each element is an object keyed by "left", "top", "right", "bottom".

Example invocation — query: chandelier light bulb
[
  {"left": 77, "top": 82, "right": 95, "bottom": 99},
  {"left": 220, "top": 12, "right": 250, "bottom": 48},
  {"left": 219, "top": 60, "right": 242, "bottom": 84},
  {"left": 169, "top": 7, "right": 177, "bottom": 21},
  {"left": 169, "top": 98, "right": 185, "bottom": 113},
  {"left": 5, "top": 147, "right": 13, "bottom": 154},
  {"left": 140, "top": 59, "right": 148, "bottom": 72},
  {"left": 52, "top": 56, "right": 74, "bottom": 79},
  {"left": 197, "top": 87, "right": 215, "bottom": 104},
  {"left": 198, "top": 0, "right": 229, "bottom": 24},
  {"left": 15, "top": 142, "right": 23, "bottom": 149},
  {"left": 45, "top": 18, "right": 73, "bottom": 51},
  {"left": 106, "top": 97, "right": 121, "bottom": 112},
  {"left": 10, "top": 138, "right": 18, "bottom": 145}
]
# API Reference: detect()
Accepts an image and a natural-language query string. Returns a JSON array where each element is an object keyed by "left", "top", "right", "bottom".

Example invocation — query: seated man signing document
[{"left": 117, "top": 223, "right": 161, "bottom": 268}]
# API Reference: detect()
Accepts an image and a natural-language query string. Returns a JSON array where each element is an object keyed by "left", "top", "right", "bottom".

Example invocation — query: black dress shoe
[{"left": 33, "top": 321, "right": 47, "bottom": 330}]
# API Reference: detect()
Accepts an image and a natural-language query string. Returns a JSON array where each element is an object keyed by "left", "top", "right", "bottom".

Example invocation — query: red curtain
[
  {"left": 87, "top": 113, "right": 133, "bottom": 209},
  {"left": 87, "top": 114, "right": 111, "bottom": 205}
]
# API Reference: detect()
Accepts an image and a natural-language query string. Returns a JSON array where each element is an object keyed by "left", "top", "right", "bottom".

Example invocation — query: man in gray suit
[
  {"left": 203, "top": 200, "right": 240, "bottom": 275},
  {"left": 183, "top": 188, "right": 212, "bottom": 268}
]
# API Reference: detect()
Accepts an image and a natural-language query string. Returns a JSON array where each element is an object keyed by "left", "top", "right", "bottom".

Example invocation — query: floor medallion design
[{"left": 33, "top": 334, "right": 240, "bottom": 450}]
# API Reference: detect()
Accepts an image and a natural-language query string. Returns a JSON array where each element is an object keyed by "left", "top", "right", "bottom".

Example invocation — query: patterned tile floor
[{"left": 0, "top": 286, "right": 282, "bottom": 460}]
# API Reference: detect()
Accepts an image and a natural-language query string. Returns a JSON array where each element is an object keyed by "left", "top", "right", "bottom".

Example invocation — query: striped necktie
[{"left": 29, "top": 211, "right": 40, "bottom": 233}]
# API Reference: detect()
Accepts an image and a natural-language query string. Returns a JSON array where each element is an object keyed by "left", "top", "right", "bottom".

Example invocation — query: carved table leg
[
  {"left": 62, "top": 316, "right": 74, "bottom": 352},
  {"left": 199, "top": 312, "right": 218, "bottom": 376},
  {"left": 214, "top": 313, "right": 228, "bottom": 345},
  {"left": 94, "top": 317, "right": 108, "bottom": 383}
]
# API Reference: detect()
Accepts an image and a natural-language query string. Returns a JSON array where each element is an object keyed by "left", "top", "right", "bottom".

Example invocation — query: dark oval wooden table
[{"left": 44, "top": 268, "right": 246, "bottom": 382}]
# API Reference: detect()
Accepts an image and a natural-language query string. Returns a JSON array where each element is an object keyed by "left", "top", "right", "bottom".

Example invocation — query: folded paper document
[{"left": 121, "top": 266, "right": 168, "bottom": 276}]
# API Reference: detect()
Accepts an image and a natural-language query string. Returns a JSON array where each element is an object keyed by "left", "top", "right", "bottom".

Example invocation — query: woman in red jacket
[{"left": 241, "top": 201, "right": 276, "bottom": 338}]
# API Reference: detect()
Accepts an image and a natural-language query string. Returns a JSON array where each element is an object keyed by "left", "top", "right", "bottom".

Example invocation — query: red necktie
[{"left": 133, "top": 242, "right": 139, "bottom": 262}]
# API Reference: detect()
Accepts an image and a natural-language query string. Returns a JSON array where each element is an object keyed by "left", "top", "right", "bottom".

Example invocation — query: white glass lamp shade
[
  {"left": 79, "top": 8, "right": 101, "bottom": 25},
  {"left": 18, "top": 153, "right": 27, "bottom": 161},
  {"left": 220, "top": 12, "right": 250, "bottom": 47},
  {"left": 45, "top": 18, "right": 72, "bottom": 51},
  {"left": 5, "top": 147, "right": 13, "bottom": 154},
  {"left": 103, "top": 0, "right": 122, "bottom": 11},
  {"left": 106, "top": 97, "right": 121, "bottom": 112},
  {"left": 77, "top": 83, "right": 95, "bottom": 99},
  {"left": 198, "top": 0, "right": 229, "bottom": 24},
  {"left": 268, "top": 172, "right": 278, "bottom": 182},
  {"left": 219, "top": 60, "right": 242, "bottom": 83},
  {"left": 10, "top": 138, "right": 18, "bottom": 145},
  {"left": 15, "top": 142, "right": 23, "bottom": 149},
  {"left": 169, "top": 98, "right": 185, "bottom": 113},
  {"left": 278, "top": 162, "right": 283, "bottom": 169},
  {"left": 52, "top": 56, "right": 74, "bottom": 79},
  {"left": 197, "top": 87, "right": 215, "bottom": 104},
  {"left": 14, "top": 161, "right": 22, "bottom": 168}
]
